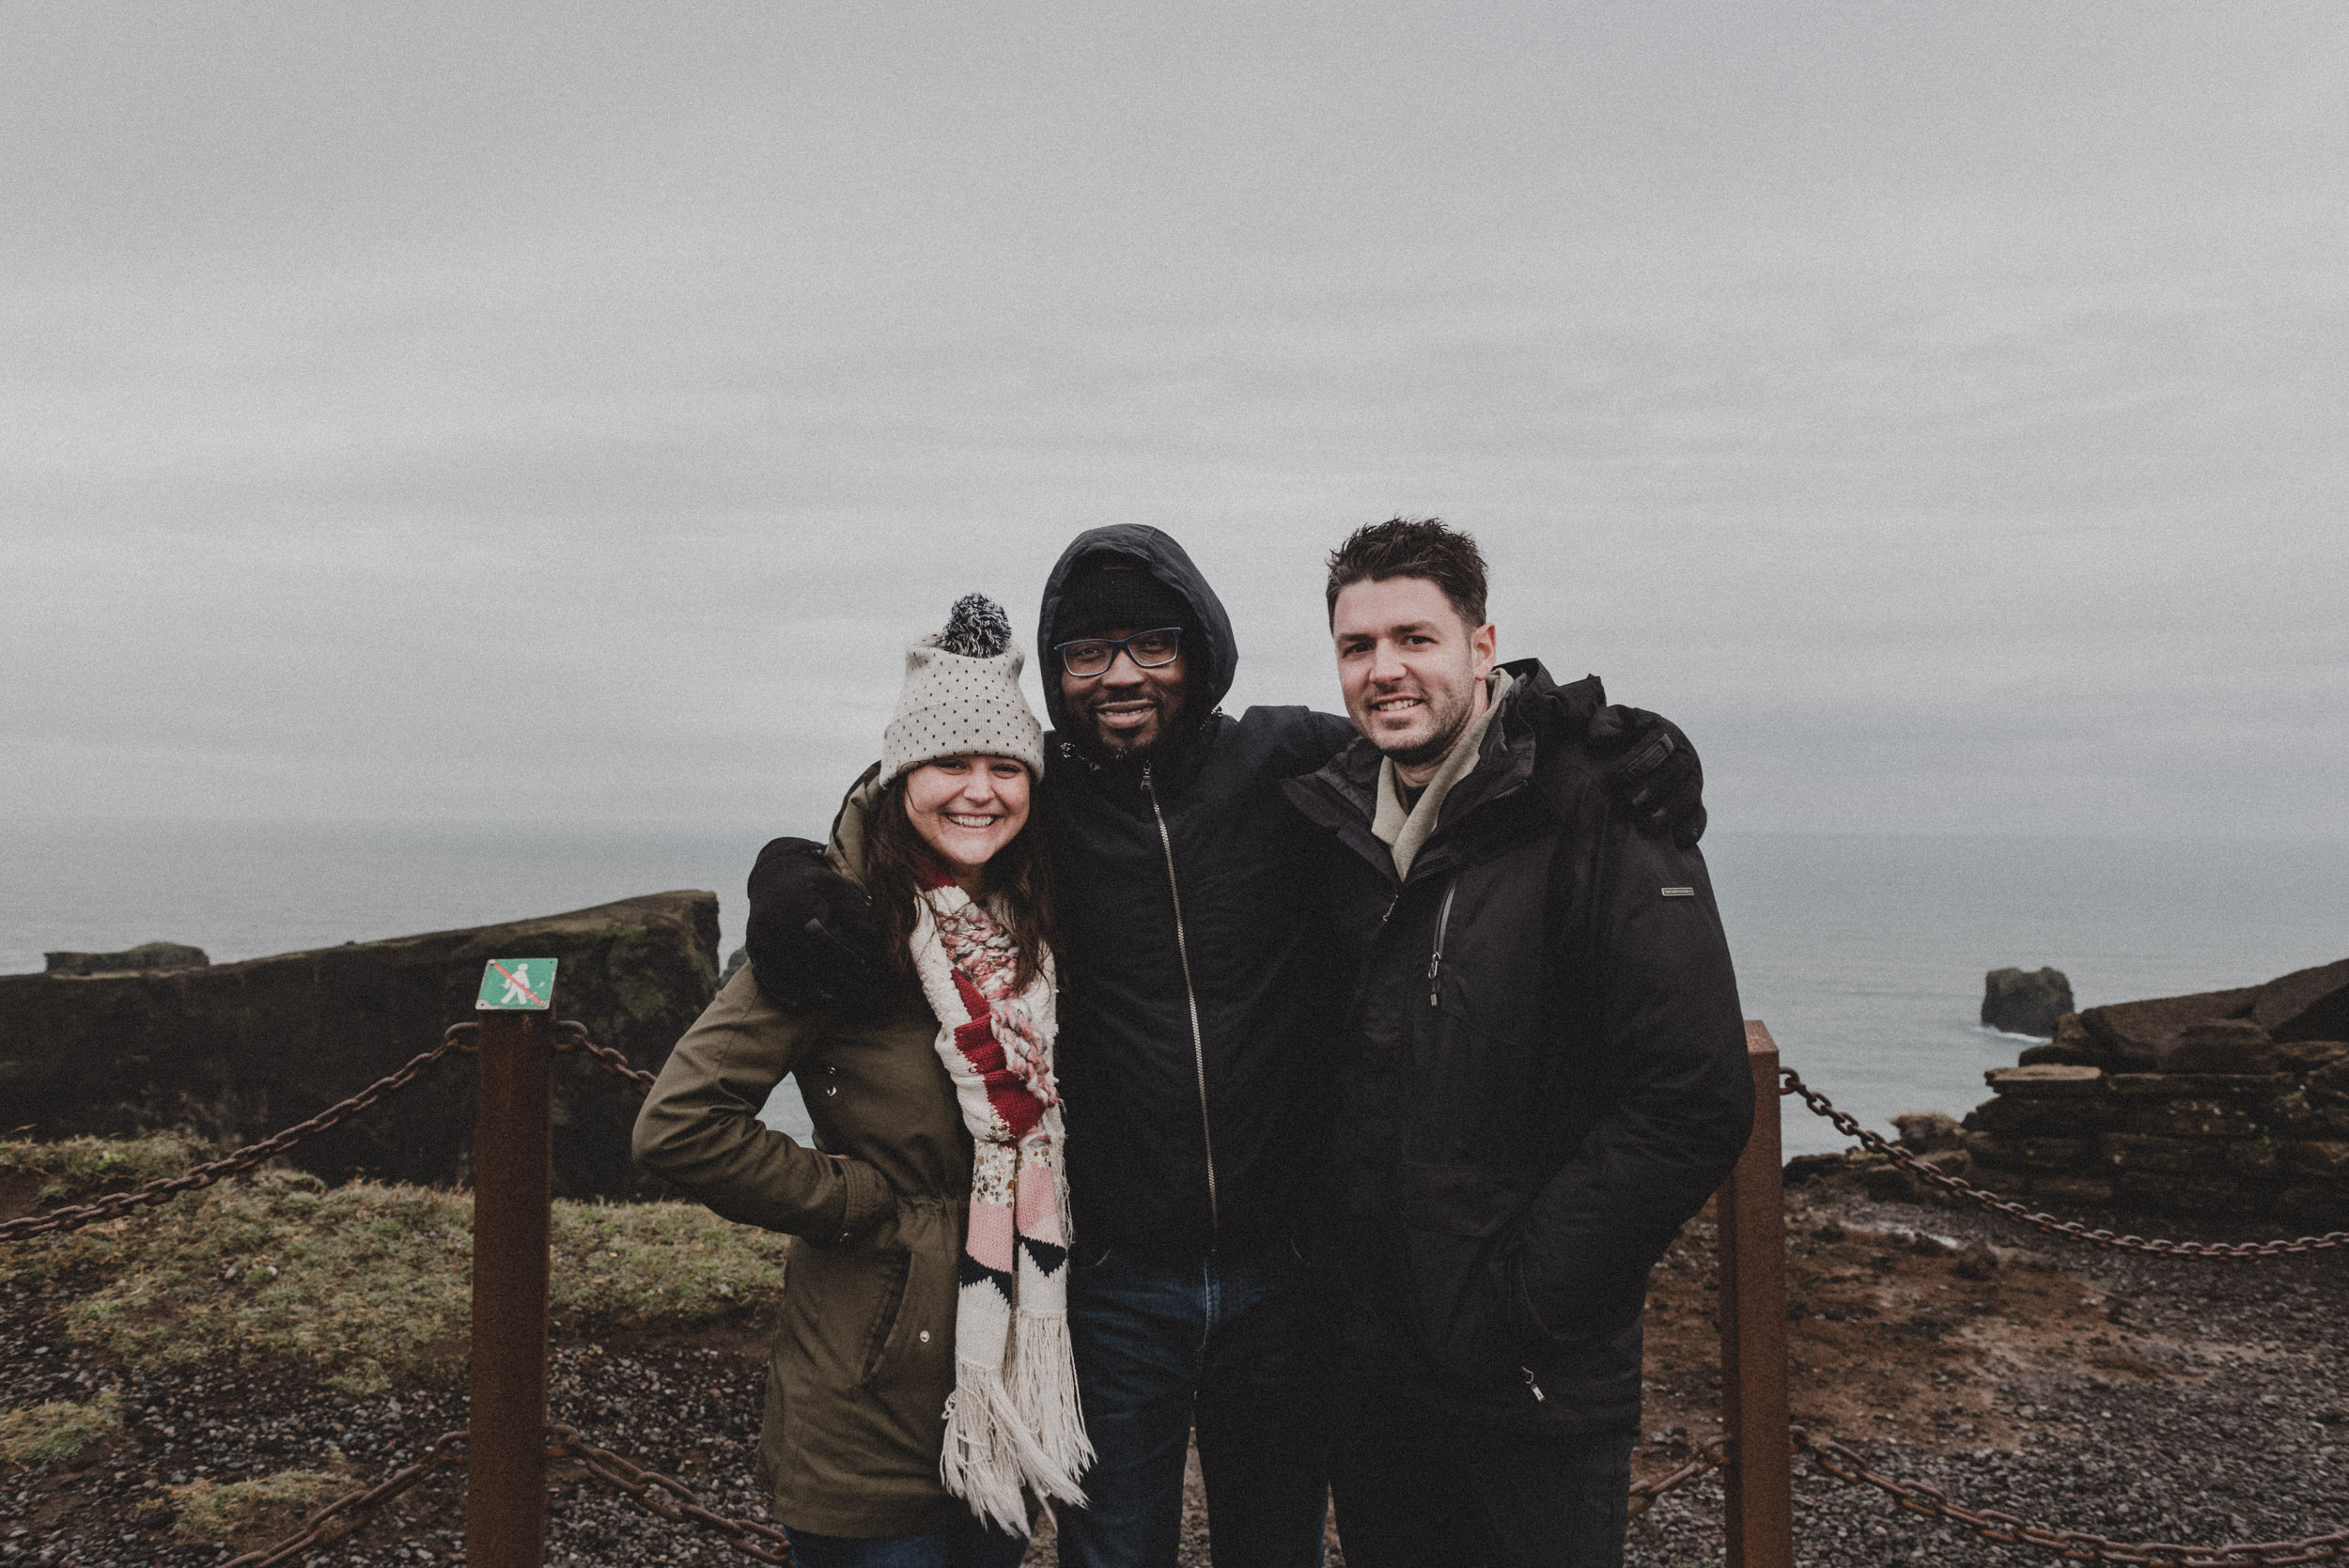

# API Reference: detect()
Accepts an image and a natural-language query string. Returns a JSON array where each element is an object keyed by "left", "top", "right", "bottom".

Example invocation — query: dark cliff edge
[{"left": 0, "top": 891, "right": 720, "bottom": 1199}]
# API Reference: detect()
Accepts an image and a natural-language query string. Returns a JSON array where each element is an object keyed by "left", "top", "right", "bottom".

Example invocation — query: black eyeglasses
[{"left": 1053, "top": 627, "right": 1183, "bottom": 678}]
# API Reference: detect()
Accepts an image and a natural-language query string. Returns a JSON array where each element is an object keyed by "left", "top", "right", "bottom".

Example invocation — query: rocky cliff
[
  {"left": 1961, "top": 957, "right": 2349, "bottom": 1222},
  {"left": 0, "top": 892, "right": 720, "bottom": 1199}
]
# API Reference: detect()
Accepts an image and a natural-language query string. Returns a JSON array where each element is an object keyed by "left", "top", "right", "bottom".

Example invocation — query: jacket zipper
[
  {"left": 1426, "top": 878, "right": 1458, "bottom": 1007},
  {"left": 1141, "top": 762, "right": 1220, "bottom": 1242},
  {"left": 1522, "top": 1367, "right": 1546, "bottom": 1403}
]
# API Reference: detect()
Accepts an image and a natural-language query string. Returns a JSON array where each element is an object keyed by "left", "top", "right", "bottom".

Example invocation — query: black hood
[{"left": 1036, "top": 525, "right": 1237, "bottom": 737}]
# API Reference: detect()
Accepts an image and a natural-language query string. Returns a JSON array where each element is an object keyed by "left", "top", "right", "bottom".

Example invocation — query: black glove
[
  {"left": 1591, "top": 706, "right": 1707, "bottom": 848},
  {"left": 743, "top": 837, "right": 887, "bottom": 1013}
]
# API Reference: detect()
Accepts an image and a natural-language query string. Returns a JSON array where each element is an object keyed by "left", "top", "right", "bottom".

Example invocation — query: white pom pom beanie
[{"left": 880, "top": 594, "right": 1047, "bottom": 784}]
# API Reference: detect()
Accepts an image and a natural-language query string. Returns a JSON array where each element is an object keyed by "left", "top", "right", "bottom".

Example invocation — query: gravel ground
[
  {"left": 1626, "top": 1182, "right": 2349, "bottom": 1568},
  {"left": 6, "top": 1182, "right": 2342, "bottom": 1566}
]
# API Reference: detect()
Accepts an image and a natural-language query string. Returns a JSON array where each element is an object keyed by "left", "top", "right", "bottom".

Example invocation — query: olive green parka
[{"left": 633, "top": 770, "right": 978, "bottom": 1539}]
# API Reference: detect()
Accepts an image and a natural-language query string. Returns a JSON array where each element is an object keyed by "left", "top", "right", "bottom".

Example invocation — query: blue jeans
[
  {"left": 1055, "top": 1237, "right": 1328, "bottom": 1568},
  {"left": 784, "top": 1518, "right": 1028, "bottom": 1568}
]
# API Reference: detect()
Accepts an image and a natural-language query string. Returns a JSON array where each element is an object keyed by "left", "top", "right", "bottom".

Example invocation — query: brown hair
[
  {"left": 863, "top": 769, "right": 1057, "bottom": 990},
  {"left": 1324, "top": 517, "right": 1489, "bottom": 629}
]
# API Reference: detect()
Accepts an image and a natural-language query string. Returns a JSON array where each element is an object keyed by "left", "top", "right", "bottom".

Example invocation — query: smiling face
[
  {"left": 901, "top": 755, "right": 1033, "bottom": 893},
  {"left": 1057, "top": 625, "right": 1189, "bottom": 758},
  {"left": 1332, "top": 574, "right": 1499, "bottom": 786}
]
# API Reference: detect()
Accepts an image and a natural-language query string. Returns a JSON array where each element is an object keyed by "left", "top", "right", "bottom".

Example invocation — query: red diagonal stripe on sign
[{"left": 488, "top": 959, "right": 545, "bottom": 1008}]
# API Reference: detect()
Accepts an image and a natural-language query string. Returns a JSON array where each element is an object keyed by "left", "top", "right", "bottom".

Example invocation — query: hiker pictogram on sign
[{"left": 476, "top": 957, "right": 557, "bottom": 1011}]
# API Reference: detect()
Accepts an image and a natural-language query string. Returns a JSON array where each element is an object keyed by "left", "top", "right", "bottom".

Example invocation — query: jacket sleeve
[
  {"left": 1243, "top": 705, "right": 1359, "bottom": 774},
  {"left": 631, "top": 968, "right": 895, "bottom": 1245},
  {"left": 1502, "top": 817, "right": 1755, "bottom": 1343}
]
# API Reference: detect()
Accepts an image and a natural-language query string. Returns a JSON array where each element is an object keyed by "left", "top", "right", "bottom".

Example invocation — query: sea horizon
[{"left": 7, "top": 818, "right": 2344, "bottom": 1158}]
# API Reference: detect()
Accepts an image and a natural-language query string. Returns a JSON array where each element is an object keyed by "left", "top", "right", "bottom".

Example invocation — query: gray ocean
[{"left": 5, "top": 820, "right": 2344, "bottom": 1158}]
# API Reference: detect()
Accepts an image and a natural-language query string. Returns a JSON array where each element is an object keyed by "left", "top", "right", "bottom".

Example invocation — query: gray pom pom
[{"left": 935, "top": 593, "right": 1013, "bottom": 659}]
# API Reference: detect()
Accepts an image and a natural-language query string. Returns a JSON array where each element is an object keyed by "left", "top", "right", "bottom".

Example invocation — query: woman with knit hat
[{"left": 634, "top": 595, "right": 1087, "bottom": 1568}]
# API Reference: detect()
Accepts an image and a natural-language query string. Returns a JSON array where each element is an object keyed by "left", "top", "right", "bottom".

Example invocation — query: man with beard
[
  {"left": 742, "top": 525, "right": 1708, "bottom": 1568},
  {"left": 1282, "top": 520, "right": 1750, "bottom": 1568}
]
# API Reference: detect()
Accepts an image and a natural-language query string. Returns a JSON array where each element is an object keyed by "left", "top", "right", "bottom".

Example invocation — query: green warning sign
[{"left": 476, "top": 957, "right": 557, "bottom": 1011}]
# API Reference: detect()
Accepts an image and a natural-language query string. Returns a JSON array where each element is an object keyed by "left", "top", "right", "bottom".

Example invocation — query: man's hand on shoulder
[
  {"left": 744, "top": 837, "right": 885, "bottom": 1013},
  {"left": 1589, "top": 706, "right": 1706, "bottom": 848}
]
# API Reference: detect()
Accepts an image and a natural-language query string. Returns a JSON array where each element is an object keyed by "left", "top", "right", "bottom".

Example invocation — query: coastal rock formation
[
  {"left": 2016, "top": 1012, "right": 2104, "bottom": 1066},
  {"left": 2061, "top": 960, "right": 2349, "bottom": 1072},
  {"left": 1891, "top": 1111, "right": 1964, "bottom": 1152},
  {"left": 1982, "top": 967, "right": 2075, "bottom": 1038},
  {"left": 2155, "top": 1018, "right": 2279, "bottom": 1075},
  {"left": 2075, "top": 985, "right": 2262, "bottom": 1069},
  {"left": 43, "top": 941, "right": 210, "bottom": 975},
  {"left": 0, "top": 892, "right": 719, "bottom": 1199},
  {"left": 1961, "top": 956, "right": 2349, "bottom": 1223},
  {"left": 2250, "top": 956, "right": 2349, "bottom": 1041}
]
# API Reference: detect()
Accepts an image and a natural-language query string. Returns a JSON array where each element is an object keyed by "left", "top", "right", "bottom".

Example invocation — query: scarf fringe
[
  {"left": 938, "top": 1382, "right": 1032, "bottom": 1537},
  {"left": 1007, "top": 1308, "right": 1091, "bottom": 1501}
]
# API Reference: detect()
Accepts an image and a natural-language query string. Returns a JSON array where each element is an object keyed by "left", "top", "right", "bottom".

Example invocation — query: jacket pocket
[
  {"left": 854, "top": 1246, "right": 912, "bottom": 1388},
  {"left": 1394, "top": 1161, "right": 1529, "bottom": 1380},
  {"left": 1398, "top": 1161, "right": 1520, "bottom": 1238},
  {"left": 863, "top": 1244, "right": 956, "bottom": 1421},
  {"left": 775, "top": 1204, "right": 907, "bottom": 1392},
  {"left": 1522, "top": 1312, "right": 1646, "bottom": 1427}
]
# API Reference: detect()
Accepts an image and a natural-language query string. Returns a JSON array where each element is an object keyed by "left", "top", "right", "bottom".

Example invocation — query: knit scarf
[{"left": 907, "top": 878, "right": 1090, "bottom": 1533}]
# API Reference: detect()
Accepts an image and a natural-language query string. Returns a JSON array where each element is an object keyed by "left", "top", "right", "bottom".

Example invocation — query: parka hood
[
  {"left": 1036, "top": 525, "right": 1237, "bottom": 739},
  {"left": 821, "top": 761, "right": 887, "bottom": 892}
]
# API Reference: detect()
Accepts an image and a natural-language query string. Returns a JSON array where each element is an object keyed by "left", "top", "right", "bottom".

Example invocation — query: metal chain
[
  {"left": 1794, "top": 1427, "right": 2348, "bottom": 1566},
  {"left": 1779, "top": 1067, "right": 2349, "bottom": 1258},
  {"left": 549, "top": 1421, "right": 797, "bottom": 1564},
  {"left": 0, "top": 1023, "right": 482, "bottom": 1244},
  {"left": 220, "top": 1428, "right": 469, "bottom": 1568},
  {"left": 553, "top": 1017, "right": 656, "bottom": 1095},
  {"left": 2, "top": 1020, "right": 660, "bottom": 1244},
  {"left": 1626, "top": 1436, "right": 1732, "bottom": 1519}
]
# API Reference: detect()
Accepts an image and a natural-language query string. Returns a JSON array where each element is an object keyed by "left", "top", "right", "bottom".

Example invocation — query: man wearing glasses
[
  {"left": 1026, "top": 533, "right": 1340, "bottom": 1568},
  {"left": 746, "top": 525, "right": 1705, "bottom": 1568}
]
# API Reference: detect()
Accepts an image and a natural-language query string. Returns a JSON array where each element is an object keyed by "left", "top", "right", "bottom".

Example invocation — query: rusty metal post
[
  {"left": 469, "top": 979, "right": 556, "bottom": 1566},
  {"left": 1718, "top": 1019, "right": 1794, "bottom": 1568}
]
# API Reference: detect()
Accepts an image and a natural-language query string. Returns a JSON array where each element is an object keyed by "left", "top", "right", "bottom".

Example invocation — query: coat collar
[{"left": 1284, "top": 660, "right": 1603, "bottom": 887}]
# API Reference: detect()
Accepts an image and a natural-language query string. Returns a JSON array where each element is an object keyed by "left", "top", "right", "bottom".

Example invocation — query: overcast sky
[{"left": 4, "top": 1, "right": 2342, "bottom": 839}]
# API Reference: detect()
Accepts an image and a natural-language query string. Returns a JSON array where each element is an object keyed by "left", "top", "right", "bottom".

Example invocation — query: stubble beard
[{"left": 1372, "top": 680, "right": 1477, "bottom": 773}]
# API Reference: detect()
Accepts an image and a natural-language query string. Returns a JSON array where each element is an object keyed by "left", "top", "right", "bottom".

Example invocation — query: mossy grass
[
  {"left": 11, "top": 1160, "right": 791, "bottom": 1395},
  {"left": 169, "top": 1467, "right": 347, "bottom": 1540},
  {"left": 0, "top": 1392, "right": 121, "bottom": 1467},
  {"left": 0, "top": 1134, "right": 212, "bottom": 1209}
]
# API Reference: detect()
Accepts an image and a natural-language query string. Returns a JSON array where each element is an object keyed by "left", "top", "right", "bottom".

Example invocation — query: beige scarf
[{"left": 1374, "top": 667, "right": 1513, "bottom": 880}]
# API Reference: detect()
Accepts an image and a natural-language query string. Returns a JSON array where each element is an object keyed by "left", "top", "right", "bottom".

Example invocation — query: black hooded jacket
[
  {"left": 1037, "top": 526, "right": 1354, "bottom": 1262},
  {"left": 1282, "top": 660, "right": 1751, "bottom": 1432}
]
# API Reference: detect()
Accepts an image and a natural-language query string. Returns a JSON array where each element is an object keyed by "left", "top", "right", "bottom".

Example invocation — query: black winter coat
[
  {"left": 1282, "top": 660, "right": 1752, "bottom": 1434},
  {"left": 1036, "top": 526, "right": 1353, "bottom": 1262}
]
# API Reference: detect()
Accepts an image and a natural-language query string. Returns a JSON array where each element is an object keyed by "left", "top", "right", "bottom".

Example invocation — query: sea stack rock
[
  {"left": 1982, "top": 967, "right": 2076, "bottom": 1038},
  {"left": 44, "top": 941, "right": 210, "bottom": 975}
]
